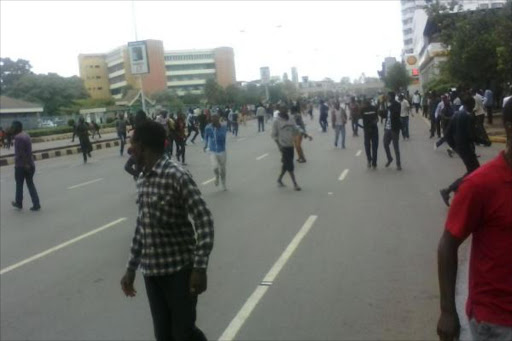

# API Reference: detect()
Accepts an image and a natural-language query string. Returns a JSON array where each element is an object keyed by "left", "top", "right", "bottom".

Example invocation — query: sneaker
[
  {"left": 30, "top": 205, "right": 41, "bottom": 211},
  {"left": 11, "top": 201, "right": 22, "bottom": 209},
  {"left": 294, "top": 186, "right": 302, "bottom": 191},
  {"left": 385, "top": 158, "right": 393, "bottom": 168},
  {"left": 397, "top": 165, "right": 402, "bottom": 171},
  {"left": 277, "top": 180, "right": 286, "bottom": 187},
  {"left": 440, "top": 189, "right": 451, "bottom": 207}
]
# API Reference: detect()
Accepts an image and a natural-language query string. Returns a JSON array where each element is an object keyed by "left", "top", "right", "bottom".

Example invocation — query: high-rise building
[
  {"left": 79, "top": 40, "right": 236, "bottom": 99},
  {"left": 291, "top": 67, "right": 298, "bottom": 84},
  {"left": 283, "top": 72, "right": 289, "bottom": 81}
]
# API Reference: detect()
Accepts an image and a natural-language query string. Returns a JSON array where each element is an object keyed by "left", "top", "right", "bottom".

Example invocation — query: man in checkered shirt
[{"left": 120, "top": 120, "right": 214, "bottom": 341}]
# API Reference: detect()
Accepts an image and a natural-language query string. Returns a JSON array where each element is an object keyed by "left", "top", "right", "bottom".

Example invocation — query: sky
[{"left": 0, "top": 1, "right": 404, "bottom": 83}]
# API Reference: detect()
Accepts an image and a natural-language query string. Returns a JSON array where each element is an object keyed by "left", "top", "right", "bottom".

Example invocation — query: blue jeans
[
  {"left": 334, "top": 125, "right": 346, "bottom": 148},
  {"left": 400, "top": 116, "right": 409, "bottom": 139},
  {"left": 15, "top": 166, "right": 40, "bottom": 208},
  {"left": 470, "top": 318, "right": 512, "bottom": 341}
]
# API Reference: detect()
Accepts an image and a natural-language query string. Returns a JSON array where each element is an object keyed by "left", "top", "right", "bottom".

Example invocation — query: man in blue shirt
[{"left": 203, "top": 111, "right": 228, "bottom": 190}]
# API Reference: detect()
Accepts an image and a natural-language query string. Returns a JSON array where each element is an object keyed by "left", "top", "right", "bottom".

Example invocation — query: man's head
[
  {"left": 398, "top": 94, "right": 404, "bottom": 101},
  {"left": 134, "top": 110, "right": 147, "bottom": 127},
  {"left": 388, "top": 92, "right": 396, "bottom": 102},
  {"left": 131, "top": 120, "right": 166, "bottom": 169},
  {"left": 461, "top": 94, "right": 475, "bottom": 113},
  {"left": 11, "top": 121, "right": 23, "bottom": 135},
  {"left": 211, "top": 111, "right": 220, "bottom": 125}
]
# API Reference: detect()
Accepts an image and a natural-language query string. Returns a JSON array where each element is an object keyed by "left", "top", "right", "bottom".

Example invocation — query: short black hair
[
  {"left": 132, "top": 120, "right": 166, "bottom": 154},
  {"left": 503, "top": 97, "right": 512, "bottom": 125},
  {"left": 461, "top": 94, "right": 475, "bottom": 112},
  {"left": 11, "top": 120, "right": 23, "bottom": 134}
]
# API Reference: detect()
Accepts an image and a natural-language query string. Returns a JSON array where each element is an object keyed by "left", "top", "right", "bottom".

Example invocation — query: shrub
[
  {"left": 68, "top": 119, "right": 75, "bottom": 127},
  {"left": 27, "top": 126, "right": 74, "bottom": 137},
  {"left": 106, "top": 117, "right": 115, "bottom": 124}
]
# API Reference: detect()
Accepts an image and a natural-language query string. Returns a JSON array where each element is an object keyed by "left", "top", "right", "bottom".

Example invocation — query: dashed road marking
[
  {"left": 67, "top": 178, "right": 104, "bottom": 189},
  {"left": 356, "top": 150, "right": 362, "bottom": 157},
  {"left": 256, "top": 153, "right": 269, "bottom": 161},
  {"left": 201, "top": 177, "right": 216, "bottom": 185},
  {"left": 219, "top": 215, "right": 318, "bottom": 341},
  {"left": 338, "top": 169, "right": 349, "bottom": 181},
  {"left": 0, "top": 217, "right": 127, "bottom": 275}
]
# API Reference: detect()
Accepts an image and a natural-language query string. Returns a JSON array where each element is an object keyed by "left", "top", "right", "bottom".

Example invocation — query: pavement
[{"left": 0, "top": 114, "right": 504, "bottom": 340}]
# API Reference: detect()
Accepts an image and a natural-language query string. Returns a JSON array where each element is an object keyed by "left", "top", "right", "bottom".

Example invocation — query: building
[
  {"left": 0, "top": 96, "right": 44, "bottom": 130},
  {"left": 291, "top": 67, "right": 299, "bottom": 84},
  {"left": 283, "top": 72, "right": 289, "bottom": 82},
  {"left": 78, "top": 41, "right": 236, "bottom": 99},
  {"left": 165, "top": 47, "right": 236, "bottom": 95}
]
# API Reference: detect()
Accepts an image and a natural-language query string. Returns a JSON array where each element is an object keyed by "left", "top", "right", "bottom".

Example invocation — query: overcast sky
[{"left": 1, "top": 1, "right": 403, "bottom": 82}]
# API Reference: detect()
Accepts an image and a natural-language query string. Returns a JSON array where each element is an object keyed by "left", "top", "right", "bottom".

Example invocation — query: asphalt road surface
[{"left": 0, "top": 114, "right": 502, "bottom": 340}]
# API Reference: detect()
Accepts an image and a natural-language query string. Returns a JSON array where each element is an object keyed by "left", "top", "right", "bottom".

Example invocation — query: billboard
[
  {"left": 260, "top": 66, "right": 270, "bottom": 84},
  {"left": 128, "top": 41, "right": 149, "bottom": 75}
]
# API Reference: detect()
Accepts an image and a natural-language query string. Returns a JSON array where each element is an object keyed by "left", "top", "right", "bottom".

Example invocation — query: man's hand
[
  {"left": 120, "top": 270, "right": 137, "bottom": 297},
  {"left": 437, "top": 311, "right": 460, "bottom": 341},
  {"left": 190, "top": 269, "right": 207, "bottom": 296}
]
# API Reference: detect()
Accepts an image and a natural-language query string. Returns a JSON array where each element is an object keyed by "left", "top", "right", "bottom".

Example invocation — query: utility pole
[{"left": 131, "top": 1, "right": 146, "bottom": 113}]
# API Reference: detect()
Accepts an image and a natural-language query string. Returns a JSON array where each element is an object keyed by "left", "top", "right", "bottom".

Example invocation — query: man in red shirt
[{"left": 436, "top": 98, "right": 512, "bottom": 340}]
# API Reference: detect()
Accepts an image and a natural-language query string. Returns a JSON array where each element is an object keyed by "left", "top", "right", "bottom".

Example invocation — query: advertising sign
[
  {"left": 128, "top": 41, "right": 149, "bottom": 75},
  {"left": 260, "top": 66, "right": 270, "bottom": 84}
]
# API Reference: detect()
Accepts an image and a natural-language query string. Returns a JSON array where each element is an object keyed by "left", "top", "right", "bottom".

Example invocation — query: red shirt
[{"left": 445, "top": 152, "right": 512, "bottom": 326}]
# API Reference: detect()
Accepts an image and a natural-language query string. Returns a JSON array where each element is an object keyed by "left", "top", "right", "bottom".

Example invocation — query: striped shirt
[{"left": 127, "top": 156, "right": 214, "bottom": 276}]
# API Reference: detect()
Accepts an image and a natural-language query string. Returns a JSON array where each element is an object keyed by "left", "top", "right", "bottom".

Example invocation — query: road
[{"left": 0, "top": 114, "right": 501, "bottom": 340}]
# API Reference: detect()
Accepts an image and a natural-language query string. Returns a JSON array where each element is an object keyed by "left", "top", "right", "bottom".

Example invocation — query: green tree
[
  {"left": 7, "top": 73, "right": 88, "bottom": 114},
  {"left": 383, "top": 62, "right": 411, "bottom": 92},
  {"left": 0, "top": 58, "right": 33, "bottom": 93},
  {"left": 204, "top": 79, "right": 225, "bottom": 104},
  {"left": 153, "top": 90, "right": 185, "bottom": 112}
]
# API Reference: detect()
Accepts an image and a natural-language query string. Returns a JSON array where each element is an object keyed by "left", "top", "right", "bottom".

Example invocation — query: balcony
[
  {"left": 108, "top": 69, "right": 125, "bottom": 79},
  {"left": 166, "top": 69, "right": 216, "bottom": 76},
  {"left": 165, "top": 59, "right": 215, "bottom": 66},
  {"left": 109, "top": 80, "right": 128, "bottom": 90},
  {"left": 167, "top": 79, "right": 207, "bottom": 87}
]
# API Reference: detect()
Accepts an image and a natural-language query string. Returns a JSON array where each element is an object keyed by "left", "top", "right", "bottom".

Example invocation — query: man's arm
[{"left": 121, "top": 219, "right": 143, "bottom": 297}]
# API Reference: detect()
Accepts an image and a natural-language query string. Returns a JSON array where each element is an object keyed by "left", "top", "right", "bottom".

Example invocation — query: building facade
[{"left": 79, "top": 41, "right": 236, "bottom": 99}]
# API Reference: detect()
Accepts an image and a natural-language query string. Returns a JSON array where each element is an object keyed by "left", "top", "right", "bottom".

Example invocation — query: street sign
[
  {"left": 260, "top": 66, "right": 270, "bottom": 84},
  {"left": 128, "top": 41, "right": 149, "bottom": 75}
]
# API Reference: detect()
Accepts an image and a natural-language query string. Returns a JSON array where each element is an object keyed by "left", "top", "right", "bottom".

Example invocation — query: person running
[
  {"left": 256, "top": 103, "right": 266, "bottom": 132},
  {"left": 73, "top": 116, "right": 92, "bottom": 163},
  {"left": 90, "top": 121, "right": 102, "bottom": 139},
  {"left": 293, "top": 106, "right": 313, "bottom": 163},
  {"left": 116, "top": 114, "right": 128, "bottom": 156},
  {"left": 175, "top": 112, "right": 187, "bottom": 165},
  {"left": 197, "top": 109, "right": 208, "bottom": 141},
  {"left": 399, "top": 94, "right": 411, "bottom": 140},
  {"left": 422, "top": 92, "right": 430, "bottom": 118},
  {"left": 203, "top": 111, "right": 228, "bottom": 190},
  {"left": 483, "top": 88, "right": 493, "bottom": 124},
  {"left": 307, "top": 101, "right": 314, "bottom": 120},
  {"left": 436, "top": 98, "right": 512, "bottom": 341},
  {"left": 439, "top": 95, "right": 489, "bottom": 206},
  {"left": 120, "top": 120, "right": 214, "bottom": 341},
  {"left": 272, "top": 105, "right": 303, "bottom": 191},
  {"left": 360, "top": 98, "right": 379, "bottom": 169},
  {"left": 10, "top": 120, "right": 41, "bottom": 211},
  {"left": 434, "top": 95, "right": 455, "bottom": 151},
  {"left": 186, "top": 109, "right": 199, "bottom": 144},
  {"left": 348, "top": 97, "right": 360, "bottom": 137},
  {"left": 383, "top": 92, "right": 402, "bottom": 171},
  {"left": 430, "top": 91, "right": 442, "bottom": 139},
  {"left": 377, "top": 93, "right": 387, "bottom": 124},
  {"left": 412, "top": 90, "right": 421, "bottom": 115},
  {"left": 319, "top": 100, "right": 329, "bottom": 133},
  {"left": 331, "top": 100, "right": 347, "bottom": 149}
]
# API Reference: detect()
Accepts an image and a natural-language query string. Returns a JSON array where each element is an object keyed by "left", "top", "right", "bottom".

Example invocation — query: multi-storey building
[
  {"left": 291, "top": 67, "right": 298, "bottom": 84},
  {"left": 78, "top": 41, "right": 236, "bottom": 99}
]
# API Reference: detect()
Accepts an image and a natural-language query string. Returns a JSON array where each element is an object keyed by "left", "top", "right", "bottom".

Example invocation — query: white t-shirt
[
  {"left": 412, "top": 94, "right": 421, "bottom": 104},
  {"left": 332, "top": 108, "right": 343, "bottom": 126},
  {"left": 474, "top": 94, "right": 485, "bottom": 116},
  {"left": 400, "top": 99, "right": 410, "bottom": 117}
]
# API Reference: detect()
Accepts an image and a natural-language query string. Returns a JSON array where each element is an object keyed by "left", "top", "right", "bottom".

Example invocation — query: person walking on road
[
  {"left": 175, "top": 113, "right": 188, "bottom": 165},
  {"left": 120, "top": 120, "right": 214, "bottom": 341},
  {"left": 231, "top": 110, "right": 239, "bottom": 137},
  {"left": 331, "top": 100, "right": 347, "bottom": 149},
  {"left": 348, "top": 97, "right": 360, "bottom": 137},
  {"left": 293, "top": 105, "right": 313, "bottom": 163},
  {"left": 430, "top": 92, "right": 442, "bottom": 139},
  {"left": 319, "top": 100, "right": 329, "bottom": 133},
  {"left": 73, "top": 116, "right": 93, "bottom": 163},
  {"left": 90, "top": 121, "right": 102, "bottom": 139},
  {"left": 10, "top": 120, "right": 40, "bottom": 211},
  {"left": 412, "top": 90, "right": 421, "bottom": 115},
  {"left": 272, "top": 106, "right": 303, "bottom": 191},
  {"left": 483, "top": 88, "right": 494, "bottom": 124},
  {"left": 436, "top": 98, "right": 512, "bottom": 341},
  {"left": 203, "top": 111, "right": 228, "bottom": 190},
  {"left": 116, "top": 114, "right": 128, "bottom": 156},
  {"left": 256, "top": 103, "right": 266, "bottom": 132},
  {"left": 399, "top": 94, "right": 411, "bottom": 140},
  {"left": 186, "top": 109, "right": 199, "bottom": 144},
  {"left": 383, "top": 92, "right": 402, "bottom": 171},
  {"left": 360, "top": 98, "right": 379, "bottom": 169},
  {"left": 439, "top": 95, "right": 489, "bottom": 206}
]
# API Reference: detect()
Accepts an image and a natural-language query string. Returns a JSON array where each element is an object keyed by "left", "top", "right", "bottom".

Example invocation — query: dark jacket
[
  {"left": 445, "top": 109, "right": 488, "bottom": 152},
  {"left": 387, "top": 100, "right": 402, "bottom": 132}
]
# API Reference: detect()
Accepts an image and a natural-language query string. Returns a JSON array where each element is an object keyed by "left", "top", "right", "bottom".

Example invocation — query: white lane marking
[
  {"left": 256, "top": 153, "right": 269, "bottom": 161},
  {"left": 328, "top": 192, "right": 333, "bottom": 196},
  {"left": 201, "top": 177, "right": 216, "bottom": 185},
  {"left": 219, "top": 215, "right": 318, "bottom": 341},
  {"left": 0, "top": 218, "right": 127, "bottom": 275},
  {"left": 67, "top": 178, "right": 104, "bottom": 189},
  {"left": 338, "top": 169, "right": 349, "bottom": 181},
  {"left": 355, "top": 150, "right": 362, "bottom": 157},
  {"left": 237, "top": 137, "right": 247, "bottom": 142}
]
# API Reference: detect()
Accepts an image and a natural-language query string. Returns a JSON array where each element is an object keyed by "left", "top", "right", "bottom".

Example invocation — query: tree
[
  {"left": 0, "top": 58, "right": 33, "bottom": 93},
  {"left": 383, "top": 62, "right": 411, "bottom": 92},
  {"left": 204, "top": 79, "right": 225, "bottom": 104},
  {"left": 340, "top": 77, "right": 351, "bottom": 85},
  {"left": 6, "top": 73, "right": 88, "bottom": 114}
]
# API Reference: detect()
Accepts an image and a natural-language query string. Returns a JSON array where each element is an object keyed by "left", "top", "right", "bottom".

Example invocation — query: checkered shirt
[{"left": 127, "top": 156, "right": 214, "bottom": 276}]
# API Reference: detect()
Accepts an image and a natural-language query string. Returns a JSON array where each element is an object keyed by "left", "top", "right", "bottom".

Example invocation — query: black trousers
[
  {"left": 485, "top": 106, "right": 493, "bottom": 124},
  {"left": 144, "top": 269, "right": 207, "bottom": 341},
  {"left": 187, "top": 126, "right": 199, "bottom": 143},
  {"left": 383, "top": 129, "right": 401, "bottom": 167},
  {"left": 257, "top": 116, "right": 265, "bottom": 132},
  {"left": 446, "top": 149, "right": 480, "bottom": 193},
  {"left": 319, "top": 115, "right": 328, "bottom": 132},
  {"left": 281, "top": 146, "right": 295, "bottom": 173},
  {"left": 176, "top": 140, "right": 186, "bottom": 163},
  {"left": 430, "top": 116, "right": 441, "bottom": 138},
  {"left": 15, "top": 166, "right": 40, "bottom": 207},
  {"left": 364, "top": 128, "right": 379, "bottom": 166}
]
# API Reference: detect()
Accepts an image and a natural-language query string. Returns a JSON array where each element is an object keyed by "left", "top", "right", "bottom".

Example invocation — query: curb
[
  {"left": 0, "top": 138, "right": 120, "bottom": 167},
  {"left": 31, "top": 128, "right": 117, "bottom": 143},
  {"left": 489, "top": 136, "right": 507, "bottom": 143}
]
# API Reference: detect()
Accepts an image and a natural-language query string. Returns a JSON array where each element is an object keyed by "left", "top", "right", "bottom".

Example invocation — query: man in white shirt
[
  {"left": 399, "top": 94, "right": 411, "bottom": 140},
  {"left": 412, "top": 91, "right": 421, "bottom": 115}
]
